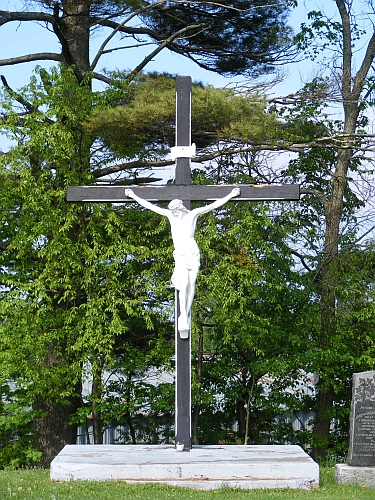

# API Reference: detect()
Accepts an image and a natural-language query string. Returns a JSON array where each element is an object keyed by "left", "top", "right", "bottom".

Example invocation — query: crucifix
[{"left": 67, "top": 76, "right": 300, "bottom": 451}]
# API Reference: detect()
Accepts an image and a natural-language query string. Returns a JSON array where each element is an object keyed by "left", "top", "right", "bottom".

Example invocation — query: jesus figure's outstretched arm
[
  {"left": 125, "top": 188, "right": 169, "bottom": 217},
  {"left": 190, "top": 187, "right": 240, "bottom": 217}
]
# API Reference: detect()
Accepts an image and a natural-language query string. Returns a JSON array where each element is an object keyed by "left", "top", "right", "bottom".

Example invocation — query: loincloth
[{"left": 171, "top": 247, "right": 200, "bottom": 290}]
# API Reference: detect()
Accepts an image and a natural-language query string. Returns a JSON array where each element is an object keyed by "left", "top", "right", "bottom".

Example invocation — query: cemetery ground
[{"left": 1, "top": 468, "right": 374, "bottom": 500}]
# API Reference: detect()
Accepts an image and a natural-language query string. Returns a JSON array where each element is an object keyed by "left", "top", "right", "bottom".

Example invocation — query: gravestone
[
  {"left": 336, "top": 370, "right": 375, "bottom": 488},
  {"left": 348, "top": 370, "right": 375, "bottom": 466}
]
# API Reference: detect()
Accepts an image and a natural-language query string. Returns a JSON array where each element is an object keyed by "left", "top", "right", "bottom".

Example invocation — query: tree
[
  {"left": 0, "top": 1, "right": 295, "bottom": 84},
  {"left": 84, "top": 72, "right": 283, "bottom": 174},
  {"left": 279, "top": 0, "right": 375, "bottom": 461}
]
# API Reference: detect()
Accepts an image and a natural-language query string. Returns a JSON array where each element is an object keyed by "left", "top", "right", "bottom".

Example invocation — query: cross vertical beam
[{"left": 175, "top": 76, "right": 192, "bottom": 450}]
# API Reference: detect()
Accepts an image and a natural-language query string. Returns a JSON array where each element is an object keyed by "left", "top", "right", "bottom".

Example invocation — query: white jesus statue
[{"left": 125, "top": 187, "right": 240, "bottom": 338}]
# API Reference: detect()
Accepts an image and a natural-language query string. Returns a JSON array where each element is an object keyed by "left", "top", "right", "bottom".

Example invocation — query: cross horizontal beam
[{"left": 66, "top": 184, "right": 300, "bottom": 203}]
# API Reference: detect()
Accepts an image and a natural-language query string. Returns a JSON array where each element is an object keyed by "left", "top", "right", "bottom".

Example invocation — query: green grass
[{"left": 0, "top": 468, "right": 373, "bottom": 500}]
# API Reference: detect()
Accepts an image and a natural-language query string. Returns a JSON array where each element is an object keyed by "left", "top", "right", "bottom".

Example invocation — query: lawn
[{"left": 0, "top": 467, "right": 372, "bottom": 500}]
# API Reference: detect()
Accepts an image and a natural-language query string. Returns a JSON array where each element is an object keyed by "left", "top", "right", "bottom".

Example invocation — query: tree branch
[
  {"left": 336, "top": 0, "right": 352, "bottom": 100},
  {"left": 94, "top": 159, "right": 174, "bottom": 179},
  {"left": 353, "top": 30, "right": 375, "bottom": 96},
  {"left": 97, "top": 176, "right": 163, "bottom": 185},
  {"left": 300, "top": 188, "right": 328, "bottom": 206},
  {"left": 93, "top": 132, "right": 375, "bottom": 179},
  {"left": 0, "top": 53, "right": 62, "bottom": 67},
  {"left": 94, "top": 18, "right": 274, "bottom": 62},
  {"left": 287, "top": 247, "right": 313, "bottom": 272},
  {"left": 92, "top": 73, "right": 112, "bottom": 84},
  {"left": 90, "top": 1, "right": 163, "bottom": 72},
  {"left": 95, "top": 18, "right": 162, "bottom": 38},
  {"left": 127, "top": 24, "right": 205, "bottom": 81},
  {"left": 0, "top": 10, "right": 54, "bottom": 26},
  {"left": 0, "top": 75, "right": 54, "bottom": 123}
]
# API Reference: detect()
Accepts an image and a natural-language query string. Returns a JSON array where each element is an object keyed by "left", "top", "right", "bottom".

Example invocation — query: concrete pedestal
[
  {"left": 50, "top": 444, "right": 319, "bottom": 490},
  {"left": 336, "top": 464, "right": 375, "bottom": 488}
]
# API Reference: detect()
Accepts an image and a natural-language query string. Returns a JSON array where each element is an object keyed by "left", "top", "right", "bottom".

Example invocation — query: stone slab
[
  {"left": 50, "top": 444, "right": 319, "bottom": 490},
  {"left": 348, "top": 370, "right": 375, "bottom": 466},
  {"left": 336, "top": 463, "right": 375, "bottom": 488}
]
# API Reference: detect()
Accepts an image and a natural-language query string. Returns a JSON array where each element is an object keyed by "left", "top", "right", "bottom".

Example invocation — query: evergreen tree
[{"left": 0, "top": 1, "right": 295, "bottom": 83}]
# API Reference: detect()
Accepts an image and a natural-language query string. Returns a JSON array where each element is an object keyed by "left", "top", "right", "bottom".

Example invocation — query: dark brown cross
[{"left": 67, "top": 77, "right": 300, "bottom": 451}]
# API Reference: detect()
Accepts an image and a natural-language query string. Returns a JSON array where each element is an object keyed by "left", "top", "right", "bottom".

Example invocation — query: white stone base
[
  {"left": 336, "top": 464, "right": 375, "bottom": 488},
  {"left": 50, "top": 444, "right": 319, "bottom": 490}
]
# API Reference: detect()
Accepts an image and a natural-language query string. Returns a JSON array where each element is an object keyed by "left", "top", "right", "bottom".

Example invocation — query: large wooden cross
[{"left": 67, "top": 77, "right": 300, "bottom": 451}]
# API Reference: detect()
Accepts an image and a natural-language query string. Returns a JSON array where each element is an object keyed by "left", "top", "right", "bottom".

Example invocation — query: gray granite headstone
[{"left": 348, "top": 370, "right": 375, "bottom": 467}]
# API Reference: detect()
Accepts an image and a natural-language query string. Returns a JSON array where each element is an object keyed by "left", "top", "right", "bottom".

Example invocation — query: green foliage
[
  {"left": 0, "top": 385, "right": 41, "bottom": 469},
  {"left": 74, "top": 346, "right": 175, "bottom": 445},
  {"left": 2, "top": 59, "right": 374, "bottom": 465},
  {"left": 4, "top": 0, "right": 367, "bottom": 467},
  {"left": 0, "top": 66, "right": 174, "bottom": 462},
  {"left": 184, "top": 166, "right": 318, "bottom": 446},
  {"left": 294, "top": 9, "right": 366, "bottom": 61},
  {"left": 85, "top": 73, "right": 279, "bottom": 157}
]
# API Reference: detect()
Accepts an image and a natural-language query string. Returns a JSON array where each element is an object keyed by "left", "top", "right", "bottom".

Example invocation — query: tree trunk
[
  {"left": 91, "top": 377, "right": 103, "bottom": 444},
  {"left": 311, "top": 31, "right": 361, "bottom": 456},
  {"left": 30, "top": 1, "right": 94, "bottom": 459},
  {"left": 311, "top": 45, "right": 361, "bottom": 454},
  {"left": 127, "top": 412, "right": 137, "bottom": 444},
  {"left": 312, "top": 147, "right": 354, "bottom": 460},
  {"left": 33, "top": 389, "right": 81, "bottom": 468},
  {"left": 236, "top": 398, "right": 246, "bottom": 441},
  {"left": 59, "top": 0, "right": 91, "bottom": 82},
  {"left": 310, "top": 0, "right": 375, "bottom": 459},
  {"left": 311, "top": 383, "right": 334, "bottom": 462},
  {"left": 244, "top": 377, "right": 255, "bottom": 445}
]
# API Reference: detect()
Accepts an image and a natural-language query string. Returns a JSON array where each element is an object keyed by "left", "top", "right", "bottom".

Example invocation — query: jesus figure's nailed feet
[
  {"left": 178, "top": 316, "right": 190, "bottom": 338},
  {"left": 179, "top": 328, "right": 189, "bottom": 339}
]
